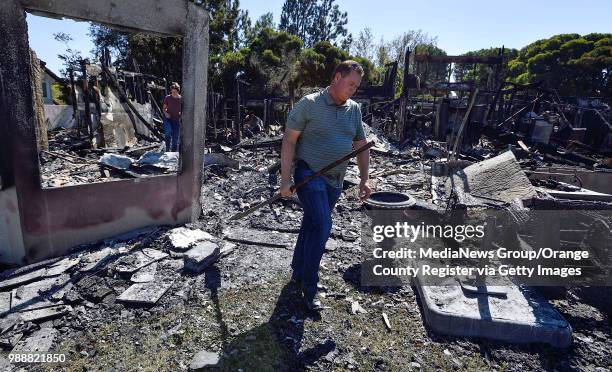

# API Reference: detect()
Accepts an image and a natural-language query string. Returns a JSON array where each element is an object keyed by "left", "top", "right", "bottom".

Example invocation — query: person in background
[{"left": 162, "top": 82, "right": 182, "bottom": 152}]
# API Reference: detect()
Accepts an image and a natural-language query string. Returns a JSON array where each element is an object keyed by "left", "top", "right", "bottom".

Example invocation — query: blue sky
[{"left": 27, "top": 0, "right": 612, "bottom": 75}]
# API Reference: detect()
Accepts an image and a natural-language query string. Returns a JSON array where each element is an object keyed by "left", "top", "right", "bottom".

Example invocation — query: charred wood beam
[
  {"left": 496, "top": 93, "right": 546, "bottom": 129},
  {"left": 102, "top": 65, "right": 165, "bottom": 141},
  {"left": 483, "top": 127, "right": 599, "bottom": 166},
  {"left": 68, "top": 68, "right": 79, "bottom": 132},
  {"left": 450, "top": 88, "right": 479, "bottom": 160},
  {"left": 80, "top": 60, "right": 94, "bottom": 145}
]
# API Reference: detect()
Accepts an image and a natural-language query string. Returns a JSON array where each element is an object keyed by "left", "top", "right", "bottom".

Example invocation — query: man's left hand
[{"left": 358, "top": 179, "right": 372, "bottom": 202}]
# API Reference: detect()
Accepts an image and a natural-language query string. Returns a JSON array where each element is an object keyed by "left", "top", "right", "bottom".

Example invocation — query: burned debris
[
  {"left": 36, "top": 47, "right": 180, "bottom": 188},
  {"left": 1, "top": 0, "right": 611, "bottom": 370}
]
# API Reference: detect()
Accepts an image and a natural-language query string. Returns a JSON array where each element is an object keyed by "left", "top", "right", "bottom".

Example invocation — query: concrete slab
[
  {"left": 11, "top": 327, "right": 57, "bottom": 353},
  {"left": 79, "top": 247, "right": 117, "bottom": 272},
  {"left": 448, "top": 151, "right": 537, "bottom": 205},
  {"left": 117, "top": 280, "right": 174, "bottom": 305},
  {"left": 19, "top": 305, "right": 72, "bottom": 323},
  {"left": 10, "top": 274, "right": 70, "bottom": 312},
  {"left": 130, "top": 262, "right": 158, "bottom": 283},
  {"left": 45, "top": 256, "right": 80, "bottom": 276},
  {"left": 0, "top": 268, "right": 46, "bottom": 291},
  {"left": 184, "top": 241, "right": 220, "bottom": 273},
  {"left": 114, "top": 248, "right": 168, "bottom": 274},
  {"left": 415, "top": 278, "right": 572, "bottom": 348},
  {"left": 0, "top": 313, "right": 22, "bottom": 335},
  {"left": 168, "top": 227, "right": 214, "bottom": 251}
]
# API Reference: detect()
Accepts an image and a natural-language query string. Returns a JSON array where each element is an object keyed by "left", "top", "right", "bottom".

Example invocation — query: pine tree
[{"left": 279, "top": 0, "right": 348, "bottom": 48}]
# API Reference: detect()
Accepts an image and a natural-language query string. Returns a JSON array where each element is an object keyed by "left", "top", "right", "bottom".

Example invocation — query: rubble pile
[
  {"left": 39, "top": 128, "right": 178, "bottom": 187},
  {"left": 2, "top": 124, "right": 611, "bottom": 370}
]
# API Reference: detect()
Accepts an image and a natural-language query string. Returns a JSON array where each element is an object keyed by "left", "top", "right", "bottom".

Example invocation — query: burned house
[
  {"left": 0, "top": 0, "right": 208, "bottom": 265},
  {"left": 0, "top": 1, "right": 610, "bottom": 370}
]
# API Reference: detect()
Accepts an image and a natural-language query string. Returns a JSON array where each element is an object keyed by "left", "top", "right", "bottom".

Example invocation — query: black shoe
[
  {"left": 302, "top": 290, "right": 323, "bottom": 311},
  {"left": 304, "top": 297, "right": 323, "bottom": 311}
]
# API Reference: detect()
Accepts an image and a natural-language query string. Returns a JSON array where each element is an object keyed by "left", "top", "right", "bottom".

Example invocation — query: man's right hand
[{"left": 280, "top": 180, "right": 295, "bottom": 198}]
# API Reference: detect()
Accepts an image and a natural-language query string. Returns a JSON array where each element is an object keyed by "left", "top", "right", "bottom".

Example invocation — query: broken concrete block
[
  {"left": 98, "top": 153, "right": 134, "bottom": 169},
  {"left": 0, "top": 313, "right": 22, "bottom": 335},
  {"left": 11, "top": 327, "right": 57, "bottom": 353},
  {"left": 168, "top": 227, "right": 215, "bottom": 251},
  {"left": 50, "top": 282, "right": 74, "bottom": 301},
  {"left": 184, "top": 241, "right": 220, "bottom": 273},
  {"left": 117, "top": 280, "right": 174, "bottom": 305},
  {"left": 130, "top": 262, "right": 158, "bottom": 283},
  {"left": 79, "top": 247, "right": 119, "bottom": 272},
  {"left": 45, "top": 256, "right": 80, "bottom": 277},
  {"left": 10, "top": 274, "right": 70, "bottom": 312},
  {"left": 0, "top": 268, "right": 47, "bottom": 291},
  {"left": 115, "top": 248, "right": 168, "bottom": 274},
  {"left": 19, "top": 305, "right": 72, "bottom": 323},
  {"left": 448, "top": 151, "right": 537, "bottom": 205},
  {"left": 189, "top": 350, "right": 220, "bottom": 370},
  {"left": 415, "top": 279, "right": 572, "bottom": 348},
  {"left": 220, "top": 242, "right": 236, "bottom": 257}
]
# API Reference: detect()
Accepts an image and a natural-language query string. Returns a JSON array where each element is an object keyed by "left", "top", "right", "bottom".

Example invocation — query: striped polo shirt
[{"left": 286, "top": 87, "right": 366, "bottom": 188}]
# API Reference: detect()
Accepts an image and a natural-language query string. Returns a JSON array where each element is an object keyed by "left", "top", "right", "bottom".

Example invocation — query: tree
[
  {"left": 375, "top": 36, "right": 391, "bottom": 68},
  {"left": 299, "top": 41, "right": 375, "bottom": 88},
  {"left": 279, "top": 0, "right": 317, "bottom": 45},
  {"left": 53, "top": 32, "right": 83, "bottom": 79},
  {"left": 220, "top": 28, "right": 304, "bottom": 98},
  {"left": 310, "top": 0, "right": 349, "bottom": 47},
  {"left": 279, "top": 0, "right": 349, "bottom": 48},
  {"left": 351, "top": 27, "right": 374, "bottom": 61},
  {"left": 89, "top": 0, "right": 242, "bottom": 87},
  {"left": 452, "top": 47, "right": 518, "bottom": 88},
  {"left": 387, "top": 30, "right": 438, "bottom": 66},
  {"left": 506, "top": 33, "right": 611, "bottom": 96},
  {"left": 234, "top": 9, "right": 252, "bottom": 50},
  {"left": 234, "top": 11, "right": 275, "bottom": 49}
]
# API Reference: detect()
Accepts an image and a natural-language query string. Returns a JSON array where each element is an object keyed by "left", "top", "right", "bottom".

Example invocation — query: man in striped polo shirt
[{"left": 280, "top": 60, "right": 372, "bottom": 311}]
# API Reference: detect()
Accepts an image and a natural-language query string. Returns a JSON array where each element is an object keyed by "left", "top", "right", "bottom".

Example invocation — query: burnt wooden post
[
  {"left": 398, "top": 47, "right": 411, "bottom": 143},
  {"left": 68, "top": 68, "right": 79, "bottom": 134},
  {"left": 235, "top": 78, "right": 242, "bottom": 143},
  {"left": 93, "top": 77, "right": 105, "bottom": 147},
  {"left": 80, "top": 59, "right": 94, "bottom": 146},
  {"left": 263, "top": 98, "right": 268, "bottom": 128}
]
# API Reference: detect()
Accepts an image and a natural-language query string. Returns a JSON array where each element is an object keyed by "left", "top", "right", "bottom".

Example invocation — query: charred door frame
[{"left": 0, "top": 0, "right": 208, "bottom": 263}]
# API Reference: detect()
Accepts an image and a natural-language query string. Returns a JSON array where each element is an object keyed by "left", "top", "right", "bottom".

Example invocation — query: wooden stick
[
  {"left": 229, "top": 141, "right": 375, "bottom": 221},
  {"left": 450, "top": 88, "right": 479, "bottom": 160}
]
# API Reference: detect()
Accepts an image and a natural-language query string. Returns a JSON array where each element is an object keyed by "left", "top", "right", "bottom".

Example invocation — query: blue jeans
[
  {"left": 163, "top": 118, "right": 180, "bottom": 152},
  {"left": 291, "top": 160, "right": 342, "bottom": 300}
]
